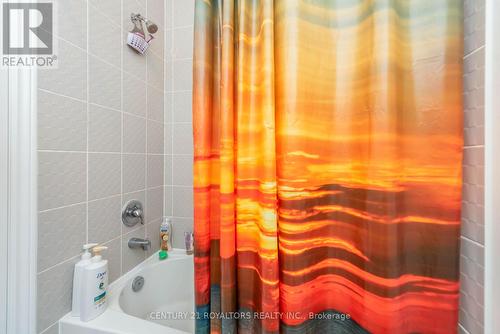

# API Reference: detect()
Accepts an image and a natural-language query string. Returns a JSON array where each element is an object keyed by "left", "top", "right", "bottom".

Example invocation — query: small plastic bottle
[{"left": 160, "top": 217, "right": 173, "bottom": 251}]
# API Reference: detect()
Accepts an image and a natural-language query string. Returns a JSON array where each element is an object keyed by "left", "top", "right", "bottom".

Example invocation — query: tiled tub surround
[
  {"left": 37, "top": 0, "right": 166, "bottom": 333},
  {"left": 164, "top": 0, "right": 195, "bottom": 249},
  {"left": 460, "top": 0, "right": 486, "bottom": 334}
]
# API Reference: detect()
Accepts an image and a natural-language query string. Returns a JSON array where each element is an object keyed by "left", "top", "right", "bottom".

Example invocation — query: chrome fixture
[
  {"left": 132, "top": 276, "right": 145, "bottom": 292},
  {"left": 128, "top": 238, "right": 151, "bottom": 251},
  {"left": 127, "top": 13, "right": 158, "bottom": 55},
  {"left": 122, "top": 200, "right": 143, "bottom": 227},
  {"left": 130, "top": 13, "right": 157, "bottom": 33},
  {"left": 144, "top": 18, "right": 158, "bottom": 34}
]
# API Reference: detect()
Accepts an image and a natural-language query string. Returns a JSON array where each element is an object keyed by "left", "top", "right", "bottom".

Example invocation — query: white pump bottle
[
  {"left": 80, "top": 246, "right": 109, "bottom": 322},
  {"left": 71, "top": 243, "right": 98, "bottom": 317}
]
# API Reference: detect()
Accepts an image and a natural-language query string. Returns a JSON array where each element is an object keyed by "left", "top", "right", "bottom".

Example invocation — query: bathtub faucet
[{"left": 128, "top": 238, "right": 151, "bottom": 251}]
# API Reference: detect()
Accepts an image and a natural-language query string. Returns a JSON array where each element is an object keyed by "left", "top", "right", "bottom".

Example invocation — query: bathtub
[{"left": 60, "top": 249, "right": 195, "bottom": 334}]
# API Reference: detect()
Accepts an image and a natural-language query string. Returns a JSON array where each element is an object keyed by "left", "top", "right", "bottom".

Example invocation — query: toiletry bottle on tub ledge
[
  {"left": 71, "top": 243, "right": 98, "bottom": 317},
  {"left": 80, "top": 246, "right": 108, "bottom": 322},
  {"left": 160, "top": 217, "right": 173, "bottom": 251}
]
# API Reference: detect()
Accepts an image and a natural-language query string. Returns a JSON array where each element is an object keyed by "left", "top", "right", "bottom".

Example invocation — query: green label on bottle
[{"left": 94, "top": 291, "right": 106, "bottom": 303}]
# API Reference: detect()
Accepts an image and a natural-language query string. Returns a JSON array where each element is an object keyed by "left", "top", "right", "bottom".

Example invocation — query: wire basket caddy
[{"left": 127, "top": 13, "right": 155, "bottom": 55}]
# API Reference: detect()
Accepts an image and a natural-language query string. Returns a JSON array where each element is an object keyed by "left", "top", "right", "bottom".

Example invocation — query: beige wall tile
[
  {"left": 172, "top": 91, "right": 192, "bottom": 123},
  {"left": 146, "top": 186, "right": 164, "bottom": 223},
  {"left": 172, "top": 26, "right": 193, "bottom": 59},
  {"left": 89, "top": 55, "right": 122, "bottom": 110},
  {"left": 38, "top": 204, "right": 87, "bottom": 272},
  {"left": 88, "top": 104, "right": 122, "bottom": 153},
  {"left": 147, "top": 120, "right": 164, "bottom": 154},
  {"left": 172, "top": 123, "right": 193, "bottom": 155},
  {"left": 38, "top": 90, "right": 87, "bottom": 151},
  {"left": 172, "top": 0, "right": 194, "bottom": 27},
  {"left": 146, "top": 54, "right": 165, "bottom": 91},
  {"left": 88, "top": 0, "right": 122, "bottom": 26},
  {"left": 104, "top": 237, "right": 122, "bottom": 283},
  {"left": 145, "top": 218, "right": 162, "bottom": 257},
  {"left": 464, "top": 0, "right": 485, "bottom": 56},
  {"left": 147, "top": 85, "right": 164, "bottom": 122},
  {"left": 172, "top": 155, "right": 192, "bottom": 186},
  {"left": 39, "top": 38, "right": 87, "bottom": 100},
  {"left": 172, "top": 58, "right": 192, "bottom": 91},
  {"left": 88, "top": 195, "right": 122, "bottom": 244},
  {"left": 54, "top": 0, "right": 87, "bottom": 49},
  {"left": 147, "top": 154, "right": 164, "bottom": 188},
  {"left": 88, "top": 153, "right": 121, "bottom": 200},
  {"left": 37, "top": 257, "right": 79, "bottom": 332},
  {"left": 123, "top": 113, "right": 147, "bottom": 153},
  {"left": 89, "top": 6, "right": 121, "bottom": 65},
  {"left": 122, "top": 154, "right": 146, "bottom": 193},
  {"left": 171, "top": 186, "right": 192, "bottom": 218},
  {"left": 38, "top": 152, "right": 86, "bottom": 211},
  {"left": 123, "top": 72, "right": 147, "bottom": 117}
]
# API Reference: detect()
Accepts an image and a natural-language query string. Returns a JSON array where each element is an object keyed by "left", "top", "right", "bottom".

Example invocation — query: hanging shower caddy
[{"left": 127, "top": 13, "right": 158, "bottom": 55}]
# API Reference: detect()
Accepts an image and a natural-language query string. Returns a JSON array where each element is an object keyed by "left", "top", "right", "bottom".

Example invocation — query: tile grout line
[
  {"left": 39, "top": 150, "right": 121, "bottom": 154},
  {"left": 163, "top": 2, "right": 169, "bottom": 216},
  {"left": 460, "top": 235, "right": 485, "bottom": 248},
  {"left": 39, "top": 320, "right": 58, "bottom": 334},
  {"left": 463, "top": 45, "right": 485, "bottom": 60},
  {"left": 463, "top": 144, "right": 485, "bottom": 149},
  {"left": 170, "top": 0, "right": 175, "bottom": 218},
  {"left": 165, "top": 89, "right": 192, "bottom": 94},
  {"left": 85, "top": 0, "right": 90, "bottom": 248},
  {"left": 37, "top": 253, "right": 79, "bottom": 277},
  {"left": 39, "top": 87, "right": 159, "bottom": 122},
  {"left": 39, "top": 193, "right": 122, "bottom": 214},
  {"left": 39, "top": 86, "right": 188, "bottom": 124},
  {"left": 164, "top": 0, "right": 170, "bottom": 219},
  {"left": 88, "top": 1, "right": 122, "bottom": 29},
  {"left": 120, "top": 0, "right": 124, "bottom": 277},
  {"left": 458, "top": 323, "right": 472, "bottom": 334},
  {"left": 144, "top": 0, "right": 150, "bottom": 257},
  {"left": 170, "top": 23, "right": 194, "bottom": 30},
  {"left": 38, "top": 232, "right": 121, "bottom": 276}
]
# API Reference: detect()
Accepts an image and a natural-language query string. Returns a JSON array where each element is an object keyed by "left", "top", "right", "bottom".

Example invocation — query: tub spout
[{"left": 128, "top": 237, "right": 151, "bottom": 251}]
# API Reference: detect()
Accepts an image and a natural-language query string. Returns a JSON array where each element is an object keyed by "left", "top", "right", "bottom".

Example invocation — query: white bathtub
[{"left": 60, "top": 249, "right": 195, "bottom": 334}]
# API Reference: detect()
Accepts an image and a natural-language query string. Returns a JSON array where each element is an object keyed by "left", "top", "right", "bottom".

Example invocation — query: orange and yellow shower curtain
[{"left": 193, "top": 0, "right": 463, "bottom": 333}]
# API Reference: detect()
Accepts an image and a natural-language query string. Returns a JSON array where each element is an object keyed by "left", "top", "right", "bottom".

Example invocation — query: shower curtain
[{"left": 193, "top": 0, "right": 463, "bottom": 333}]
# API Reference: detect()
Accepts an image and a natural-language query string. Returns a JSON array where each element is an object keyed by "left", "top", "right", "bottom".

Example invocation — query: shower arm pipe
[{"left": 130, "top": 13, "right": 158, "bottom": 35}]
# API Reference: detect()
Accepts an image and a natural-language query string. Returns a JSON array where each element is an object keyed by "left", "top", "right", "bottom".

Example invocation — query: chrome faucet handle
[
  {"left": 131, "top": 208, "right": 142, "bottom": 218},
  {"left": 122, "top": 200, "right": 144, "bottom": 227}
]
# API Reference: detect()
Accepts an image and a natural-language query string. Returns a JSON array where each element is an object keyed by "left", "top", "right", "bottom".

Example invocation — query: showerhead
[{"left": 145, "top": 20, "right": 158, "bottom": 34}]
